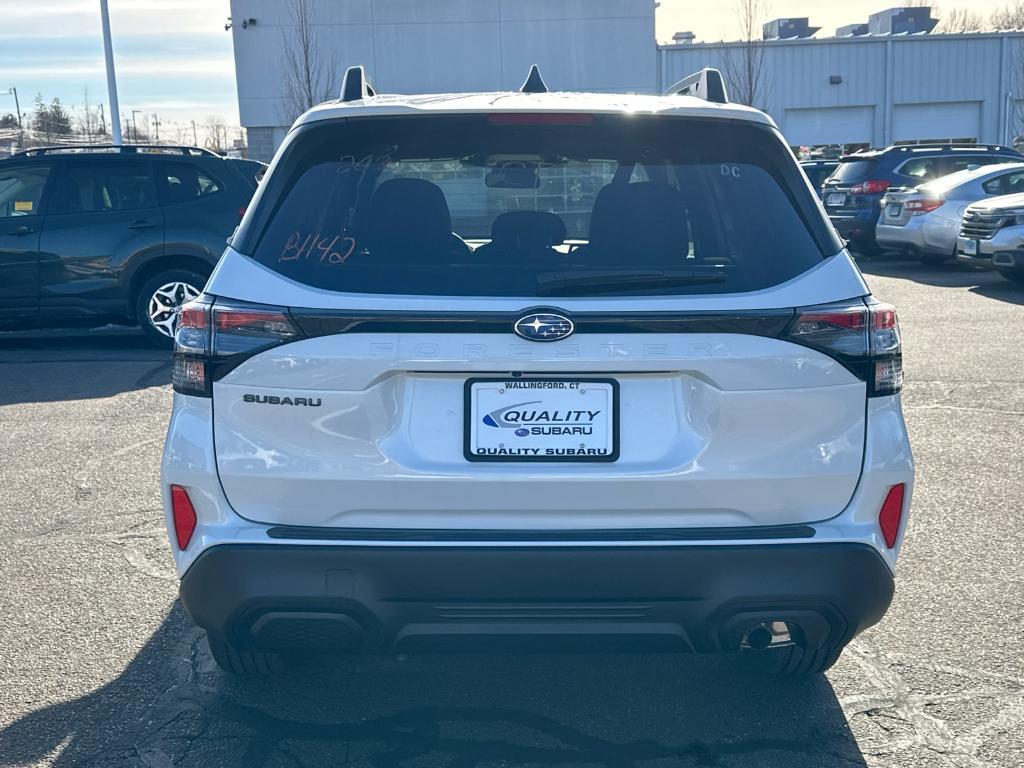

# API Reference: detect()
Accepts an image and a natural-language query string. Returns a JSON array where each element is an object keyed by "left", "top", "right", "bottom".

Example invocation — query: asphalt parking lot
[{"left": 0, "top": 256, "right": 1022, "bottom": 768}]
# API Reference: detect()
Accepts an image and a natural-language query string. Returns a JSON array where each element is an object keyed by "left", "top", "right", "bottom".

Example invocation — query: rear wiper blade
[{"left": 536, "top": 269, "right": 729, "bottom": 296}]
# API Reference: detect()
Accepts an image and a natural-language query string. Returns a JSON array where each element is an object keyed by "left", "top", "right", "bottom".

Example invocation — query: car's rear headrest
[
  {"left": 588, "top": 182, "right": 689, "bottom": 259},
  {"left": 490, "top": 211, "right": 567, "bottom": 250},
  {"left": 367, "top": 178, "right": 453, "bottom": 257}
]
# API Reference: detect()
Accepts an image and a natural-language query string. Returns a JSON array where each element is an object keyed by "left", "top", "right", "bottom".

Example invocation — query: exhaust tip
[
  {"left": 741, "top": 621, "right": 794, "bottom": 651},
  {"left": 745, "top": 626, "right": 773, "bottom": 650}
]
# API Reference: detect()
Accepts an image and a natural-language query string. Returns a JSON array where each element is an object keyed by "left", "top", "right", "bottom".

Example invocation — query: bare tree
[
  {"left": 280, "top": 0, "right": 339, "bottom": 122},
  {"left": 937, "top": 8, "right": 984, "bottom": 32},
  {"left": 723, "top": 0, "right": 769, "bottom": 109},
  {"left": 203, "top": 116, "right": 229, "bottom": 153},
  {"left": 991, "top": 1, "right": 1024, "bottom": 29},
  {"left": 76, "top": 87, "right": 103, "bottom": 144}
]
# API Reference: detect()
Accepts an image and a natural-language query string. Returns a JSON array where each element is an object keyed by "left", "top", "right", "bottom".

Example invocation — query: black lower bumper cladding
[{"left": 179, "top": 543, "right": 894, "bottom": 655}]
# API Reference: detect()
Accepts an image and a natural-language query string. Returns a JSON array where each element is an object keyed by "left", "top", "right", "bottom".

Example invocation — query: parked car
[
  {"left": 821, "top": 144, "right": 1023, "bottom": 254},
  {"left": 876, "top": 162, "right": 1024, "bottom": 263},
  {"left": 162, "top": 66, "right": 913, "bottom": 678},
  {"left": 799, "top": 160, "right": 838, "bottom": 196},
  {"left": 957, "top": 191, "right": 1024, "bottom": 281},
  {"left": 0, "top": 145, "right": 265, "bottom": 345}
]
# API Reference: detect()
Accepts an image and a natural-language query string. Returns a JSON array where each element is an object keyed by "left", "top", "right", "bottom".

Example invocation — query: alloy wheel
[{"left": 147, "top": 281, "right": 201, "bottom": 339}]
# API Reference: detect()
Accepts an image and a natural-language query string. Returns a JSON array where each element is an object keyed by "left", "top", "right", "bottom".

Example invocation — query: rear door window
[
  {"left": 898, "top": 157, "right": 944, "bottom": 180},
  {"left": 0, "top": 165, "right": 52, "bottom": 217},
  {"left": 984, "top": 170, "right": 1024, "bottom": 195},
  {"left": 942, "top": 155, "right": 1004, "bottom": 175},
  {"left": 159, "top": 162, "right": 222, "bottom": 205},
  {"left": 54, "top": 162, "right": 158, "bottom": 213},
  {"left": 237, "top": 115, "right": 839, "bottom": 297}
]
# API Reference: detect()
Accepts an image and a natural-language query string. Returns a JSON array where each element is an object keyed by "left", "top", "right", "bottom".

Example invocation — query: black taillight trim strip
[{"left": 287, "top": 307, "right": 796, "bottom": 338}]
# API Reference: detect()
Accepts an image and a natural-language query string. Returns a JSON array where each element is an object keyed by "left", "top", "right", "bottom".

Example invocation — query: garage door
[
  {"left": 892, "top": 102, "right": 980, "bottom": 142},
  {"left": 782, "top": 106, "right": 875, "bottom": 146}
]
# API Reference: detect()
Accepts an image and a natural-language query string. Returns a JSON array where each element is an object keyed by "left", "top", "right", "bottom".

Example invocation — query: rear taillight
[
  {"left": 172, "top": 297, "right": 300, "bottom": 397},
  {"left": 904, "top": 198, "right": 943, "bottom": 215},
  {"left": 851, "top": 179, "right": 891, "bottom": 195},
  {"left": 785, "top": 299, "right": 902, "bottom": 397},
  {"left": 170, "top": 485, "right": 197, "bottom": 550},
  {"left": 878, "top": 483, "right": 906, "bottom": 548}
]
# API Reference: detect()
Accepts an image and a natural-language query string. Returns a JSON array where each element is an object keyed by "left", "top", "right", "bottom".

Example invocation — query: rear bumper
[
  {"left": 828, "top": 210, "right": 879, "bottom": 245},
  {"left": 179, "top": 542, "right": 895, "bottom": 655},
  {"left": 876, "top": 214, "right": 957, "bottom": 257}
]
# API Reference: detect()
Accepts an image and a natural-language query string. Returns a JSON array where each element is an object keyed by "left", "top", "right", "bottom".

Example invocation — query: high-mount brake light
[
  {"left": 785, "top": 300, "right": 902, "bottom": 397},
  {"left": 851, "top": 179, "right": 891, "bottom": 195},
  {"left": 487, "top": 113, "right": 594, "bottom": 125},
  {"left": 172, "top": 297, "right": 301, "bottom": 397}
]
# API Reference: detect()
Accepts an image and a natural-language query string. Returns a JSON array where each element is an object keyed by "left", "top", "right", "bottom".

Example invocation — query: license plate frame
[
  {"left": 886, "top": 203, "right": 902, "bottom": 217},
  {"left": 962, "top": 239, "right": 979, "bottom": 256},
  {"left": 826, "top": 192, "right": 846, "bottom": 207},
  {"left": 464, "top": 377, "right": 619, "bottom": 463}
]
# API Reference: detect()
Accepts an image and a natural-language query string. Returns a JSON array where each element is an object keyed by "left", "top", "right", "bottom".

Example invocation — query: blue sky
[{"left": 0, "top": 0, "right": 237, "bottom": 142}]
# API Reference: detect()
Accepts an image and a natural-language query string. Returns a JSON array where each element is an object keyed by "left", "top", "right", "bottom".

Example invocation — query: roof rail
[
  {"left": 340, "top": 65, "right": 376, "bottom": 102},
  {"left": 520, "top": 65, "right": 548, "bottom": 94},
  {"left": 13, "top": 144, "right": 218, "bottom": 158},
  {"left": 894, "top": 143, "right": 1011, "bottom": 152},
  {"left": 664, "top": 67, "right": 729, "bottom": 104}
]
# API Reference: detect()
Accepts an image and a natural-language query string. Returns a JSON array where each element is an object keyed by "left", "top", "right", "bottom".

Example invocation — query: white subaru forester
[{"left": 161, "top": 66, "right": 913, "bottom": 676}]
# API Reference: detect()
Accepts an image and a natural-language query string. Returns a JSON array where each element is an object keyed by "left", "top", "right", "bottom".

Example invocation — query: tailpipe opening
[{"left": 741, "top": 621, "right": 794, "bottom": 651}]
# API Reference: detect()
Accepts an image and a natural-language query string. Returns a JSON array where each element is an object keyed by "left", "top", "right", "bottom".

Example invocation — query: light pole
[
  {"left": 99, "top": 0, "right": 123, "bottom": 145},
  {"left": 1, "top": 87, "right": 23, "bottom": 146}
]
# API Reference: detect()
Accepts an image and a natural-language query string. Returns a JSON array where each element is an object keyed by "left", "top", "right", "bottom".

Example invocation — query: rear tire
[
  {"left": 207, "top": 636, "right": 285, "bottom": 675},
  {"left": 134, "top": 268, "right": 207, "bottom": 348},
  {"left": 748, "top": 645, "right": 843, "bottom": 676}
]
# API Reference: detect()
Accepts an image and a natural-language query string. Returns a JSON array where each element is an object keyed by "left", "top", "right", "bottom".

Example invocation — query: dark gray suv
[{"left": 0, "top": 145, "right": 264, "bottom": 345}]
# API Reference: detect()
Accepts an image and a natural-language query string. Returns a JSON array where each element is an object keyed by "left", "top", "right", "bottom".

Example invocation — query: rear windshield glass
[
  {"left": 829, "top": 158, "right": 877, "bottom": 184},
  {"left": 237, "top": 115, "right": 838, "bottom": 297}
]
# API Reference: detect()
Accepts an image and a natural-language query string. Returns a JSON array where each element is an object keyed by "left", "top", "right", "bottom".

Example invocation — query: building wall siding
[
  {"left": 230, "top": 0, "right": 656, "bottom": 158},
  {"left": 229, "top": 1, "right": 1024, "bottom": 158},
  {"left": 659, "top": 33, "right": 1024, "bottom": 147}
]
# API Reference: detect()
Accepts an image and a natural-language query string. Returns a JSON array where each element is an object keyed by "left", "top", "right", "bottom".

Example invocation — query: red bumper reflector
[
  {"left": 878, "top": 484, "right": 905, "bottom": 548},
  {"left": 170, "top": 485, "right": 197, "bottom": 551}
]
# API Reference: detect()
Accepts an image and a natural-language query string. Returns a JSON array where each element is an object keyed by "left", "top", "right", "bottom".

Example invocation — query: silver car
[
  {"left": 957, "top": 192, "right": 1024, "bottom": 282},
  {"left": 876, "top": 162, "right": 1024, "bottom": 263}
]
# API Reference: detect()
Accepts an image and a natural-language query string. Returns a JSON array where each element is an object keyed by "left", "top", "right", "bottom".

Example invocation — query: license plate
[
  {"left": 465, "top": 377, "right": 619, "bottom": 462},
  {"left": 962, "top": 239, "right": 978, "bottom": 256},
  {"left": 826, "top": 192, "right": 846, "bottom": 207},
  {"left": 886, "top": 203, "right": 902, "bottom": 217}
]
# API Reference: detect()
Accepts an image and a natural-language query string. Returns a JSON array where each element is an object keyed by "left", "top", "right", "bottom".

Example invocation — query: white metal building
[
  {"left": 228, "top": 0, "right": 1024, "bottom": 160},
  {"left": 659, "top": 32, "right": 1024, "bottom": 150},
  {"left": 228, "top": 0, "right": 657, "bottom": 159}
]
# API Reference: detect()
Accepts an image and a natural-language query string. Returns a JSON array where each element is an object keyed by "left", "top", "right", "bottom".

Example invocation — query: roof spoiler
[
  {"left": 664, "top": 67, "right": 729, "bottom": 104},
  {"left": 340, "top": 65, "right": 376, "bottom": 102}
]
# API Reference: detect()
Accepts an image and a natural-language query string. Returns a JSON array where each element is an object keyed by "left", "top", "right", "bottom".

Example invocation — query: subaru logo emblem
[{"left": 513, "top": 312, "right": 574, "bottom": 342}]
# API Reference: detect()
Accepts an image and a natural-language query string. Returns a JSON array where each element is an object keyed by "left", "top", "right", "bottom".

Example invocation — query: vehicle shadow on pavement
[
  {"left": 0, "top": 330, "right": 170, "bottom": 406},
  {"left": 0, "top": 604, "right": 868, "bottom": 768},
  {"left": 857, "top": 257, "right": 1024, "bottom": 304}
]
